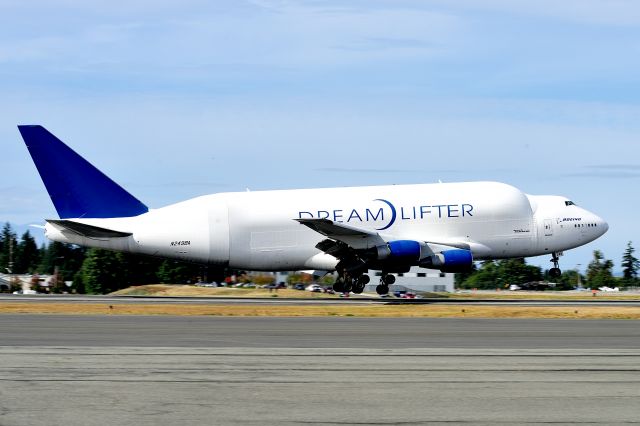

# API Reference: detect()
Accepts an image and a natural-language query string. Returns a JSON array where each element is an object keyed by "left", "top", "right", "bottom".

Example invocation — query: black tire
[
  {"left": 376, "top": 284, "right": 389, "bottom": 295},
  {"left": 549, "top": 268, "right": 562, "bottom": 278},
  {"left": 352, "top": 285, "right": 364, "bottom": 294},
  {"left": 358, "top": 274, "right": 370, "bottom": 285},
  {"left": 333, "top": 280, "right": 344, "bottom": 292},
  {"left": 383, "top": 274, "right": 396, "bottom": 285}
]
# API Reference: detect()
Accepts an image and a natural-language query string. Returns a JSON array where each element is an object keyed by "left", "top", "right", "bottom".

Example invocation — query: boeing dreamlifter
[{"left": 19, "top": 125, "right": 608, "bottom": 294}]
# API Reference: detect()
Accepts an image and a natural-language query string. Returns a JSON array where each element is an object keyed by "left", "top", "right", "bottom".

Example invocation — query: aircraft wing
[{"left": 295, "top": 218, "right": 386, "bottom": 250}]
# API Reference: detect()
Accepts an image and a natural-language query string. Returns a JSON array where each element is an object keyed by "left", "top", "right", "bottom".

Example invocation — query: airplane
[{"left": 18, "top": 125, "right": 609, "bottom": 295}]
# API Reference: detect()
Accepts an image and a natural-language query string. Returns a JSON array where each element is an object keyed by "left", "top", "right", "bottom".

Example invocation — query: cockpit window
[{"left": 565, "top": 201, "right": 576, "bottom": 206}]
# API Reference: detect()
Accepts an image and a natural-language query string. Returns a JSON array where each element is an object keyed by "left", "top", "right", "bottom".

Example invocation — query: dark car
[{"left": 293, "top": 283, "right": 306, "bottom": 290}]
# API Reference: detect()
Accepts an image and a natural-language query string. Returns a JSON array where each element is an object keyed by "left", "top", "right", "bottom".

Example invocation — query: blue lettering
[
  {"left": 434, "top": 205, "right": 445, "bottom": 218},
  {"left": 419, "top": 205, "right": 431, "bottom": 219},
  {"left": 401, "top": 207, "right": 411, "bottom": 220},
  {"left": 298, "top": 211, "right": 313, "bottom": 219},
  {"left": 366, "top": 208, "right": 384, "bottom": 222},
  {"left": 333, "top": 209, "right": 344, "bottom": 222},
  {"left": 447, "top": 204, "right": 459, "bottom": 218},
  {"left": 347, "top": 209, "right": 362, "bottom": 222},
  {"left": 317, "top": 210, "right": 330, "bottom": 219},
  {"left": 462, "top": 204, "right": 473, "bottom": 217}
]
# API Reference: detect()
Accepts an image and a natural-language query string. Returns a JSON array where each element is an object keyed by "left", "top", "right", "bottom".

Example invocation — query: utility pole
[{"left": 8, "top": 236, "right": 14, "bottom": 291}]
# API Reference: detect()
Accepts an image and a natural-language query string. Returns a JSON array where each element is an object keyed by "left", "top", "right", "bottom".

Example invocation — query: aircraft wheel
[
  {"left": 383, "top": 274, "right": 396, "bottom": 285},
  {"left": 549, "top": 268, "right": 562, "bottom": 278},
  {"left": 376, "top": 284, "right": 389, "bottom": 295},
  {"left": 333, "top": 278, "right": 344, "bottom": 292},
  {"left": 352, "top": 285, "right": 364, "bottom": 294},
  {"left": 357, "top": 274, "right": 370, "bottom": 285}
]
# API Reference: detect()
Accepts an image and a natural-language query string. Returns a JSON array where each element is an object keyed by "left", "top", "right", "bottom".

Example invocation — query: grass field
[
  {"left": 111, "top": 284, "right": 340, "bottom": 298},
  {"left": 111, "top": 284, "right": 640, "bottom": 300},
  {"left": 1, "top": 302, "right": 640, "bottom": 319}
]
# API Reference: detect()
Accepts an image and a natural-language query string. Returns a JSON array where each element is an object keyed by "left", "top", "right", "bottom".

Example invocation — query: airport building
[
  {"left": 275, "top": 267, "right": 454, "bottom": 293},
  {"left": 367, "top": 267, "right": 454, "bottom": 293}
]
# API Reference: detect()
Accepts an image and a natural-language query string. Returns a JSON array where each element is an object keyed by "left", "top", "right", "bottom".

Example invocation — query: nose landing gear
[{"left": 549, "top": 252, "right": 562, "bottom": 278}]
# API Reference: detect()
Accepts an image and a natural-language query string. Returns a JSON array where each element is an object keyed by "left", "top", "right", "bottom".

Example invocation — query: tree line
[
  {"left": 0, "top": 223, "right": 217, "bottom": 294},
  {"left": 2, "top": 222, "right": 638, "bottom": 293},
  {"left": 456, "top": 243, "right": 639, "bottom": 290}
]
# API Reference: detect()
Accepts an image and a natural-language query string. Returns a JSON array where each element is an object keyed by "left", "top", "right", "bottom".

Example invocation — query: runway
[
  {"left": 0, "top": 315, "right": 639, "bottom": 425},
  {"left": 2, "top": 315, "right": 640, "bottom": 348}
]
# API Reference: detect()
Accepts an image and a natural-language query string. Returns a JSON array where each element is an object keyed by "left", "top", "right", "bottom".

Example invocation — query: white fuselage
[{"left": 44, "top": 181, "right": 608, "bottom": 271}]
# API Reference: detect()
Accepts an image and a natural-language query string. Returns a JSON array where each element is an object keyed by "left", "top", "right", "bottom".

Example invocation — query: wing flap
[{"left": 295, "top": 218, "right": 385, "bottom": 249}]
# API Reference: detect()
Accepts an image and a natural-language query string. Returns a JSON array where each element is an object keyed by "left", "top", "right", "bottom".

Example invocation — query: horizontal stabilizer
[
  {"left": 47, "top": 219, "right": 132, "bottom": 238},
  {"left": 18, "top": 125, "right": 148, "bottom": 219}
]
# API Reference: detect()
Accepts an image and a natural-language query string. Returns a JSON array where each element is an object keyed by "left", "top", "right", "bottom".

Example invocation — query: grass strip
[{"left": 1, "top": 302, "right": 639, "bottom": 319}]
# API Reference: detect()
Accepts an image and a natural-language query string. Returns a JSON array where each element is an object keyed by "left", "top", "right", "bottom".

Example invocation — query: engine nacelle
[
  {"left": 375, "top": 240, "right": 422, "bottom": 263},
  {"left": 421, "top": 248, "right": 473, "bottom": 272}
]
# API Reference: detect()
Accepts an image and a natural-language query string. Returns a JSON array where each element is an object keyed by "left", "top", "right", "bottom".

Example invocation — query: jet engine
[
  {"left": 374, "top": 240, "right": 422, "bottom": 263},
  {"left": 420, "top": 248, "right": 473, "bottom": 272}
]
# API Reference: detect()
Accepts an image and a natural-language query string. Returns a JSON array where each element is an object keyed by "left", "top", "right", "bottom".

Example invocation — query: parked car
[
  {"left": 305, "top": 284, "right": 323, "bottom": 292},
  {"left": 293, "top": 283, "right": 306, "bottom": 290},
  {"left": 263, "top": 283, "right": 286, "bottom": 290},
  {"left": 196, "top": 282, "right": 219, "bottom": 287}
]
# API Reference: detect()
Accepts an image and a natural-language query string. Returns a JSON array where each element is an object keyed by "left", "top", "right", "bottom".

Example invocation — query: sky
[{"left": 1, "top": 0, "right": 639, "bottom": 273}]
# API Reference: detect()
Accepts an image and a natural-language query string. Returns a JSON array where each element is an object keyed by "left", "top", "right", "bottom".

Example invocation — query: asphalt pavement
[{"left": 1, "top": 315, "right": 639, "bottom": 425}]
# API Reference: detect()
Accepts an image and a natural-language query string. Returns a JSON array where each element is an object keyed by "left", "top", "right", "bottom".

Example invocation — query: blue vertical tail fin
[{"left": 18, "top": 125, "right": 149, "bottom": 219}]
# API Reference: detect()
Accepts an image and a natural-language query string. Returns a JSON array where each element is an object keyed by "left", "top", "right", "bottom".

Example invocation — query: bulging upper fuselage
[{"left": 45, "top": 181, "right": 608, "bottom": 272}]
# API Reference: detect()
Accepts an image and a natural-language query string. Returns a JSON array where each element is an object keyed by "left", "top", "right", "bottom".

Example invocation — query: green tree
[
  {"left": 459, "top": 261, "right": 499, "bottom": 289},
  {"left": 251, "top": 274, "right": 275, "bottom": 285},
  {"left": 38, "top": 241, "right": 87, "bottom": 281},
  {"left": 454, "top": 262, "right": 478, "bottom": 286},
  {"left": 15, "top": 231, "right": 40, "bottom": 274},
  {"left": 557, "top": 269, "right": 583, "bottom": 289},
  {"left": 621, "top": 242, "right": 639, "bottom": 286},
  {"left": 496, "top": 258, "right": 542, "bottom": 287},
  {"left": 586, "top": 250, "right": 615, "bottom": 289},
  {"left": 81, "top": 248, "right": 124, "bottom": 294},
  {"left": 156, "top": 260, "right": 199, "bottom": 284},
  {"left": 457, "top": 259, "right": 542, "bottom": 289},
  {"left": 286, "top": 272, "right": 313, "bottom": 285},
  {"left": 0, "top": 223, "right": 18, "bottom": 273}
]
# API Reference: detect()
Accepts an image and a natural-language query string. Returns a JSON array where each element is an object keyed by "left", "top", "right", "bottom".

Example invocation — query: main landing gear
[
  {"left": 549, "top": 252, "right": 562, "bottom": 278},
  {"left": 333, "top": 273, "right": 371, "bottom": 294},
  {"left": 375, "top": 273, "right": 396, "bottom": 295}
]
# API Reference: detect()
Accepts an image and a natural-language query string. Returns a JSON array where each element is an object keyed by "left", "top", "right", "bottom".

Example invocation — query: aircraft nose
[
  {"left": 592, "top": 213, "right": 608, "bottom": 236},
  {"left": 599, "top": 217, "right": 609, "bottom": 235}
]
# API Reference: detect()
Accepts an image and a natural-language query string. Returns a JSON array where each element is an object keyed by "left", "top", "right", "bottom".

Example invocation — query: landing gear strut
[
  {"left": 549, "top": 252, "right": 562, "bottom": 278},
  {"left": 375, "top": 273, "right": 395, "bottom": 295},
  {"left": 333, "top": 272, "right": 370, "bottom": 294},
  {"left": 351, "top": 274, "right": 370, "bottom": 294}
]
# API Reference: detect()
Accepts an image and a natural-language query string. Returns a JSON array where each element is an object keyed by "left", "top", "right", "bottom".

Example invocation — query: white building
[
  {"left": 274, "top": 268, "right": 454, "bottom": 293},
  {"left": 366, "top": 267, "right": 454, "bottom": 293}
]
